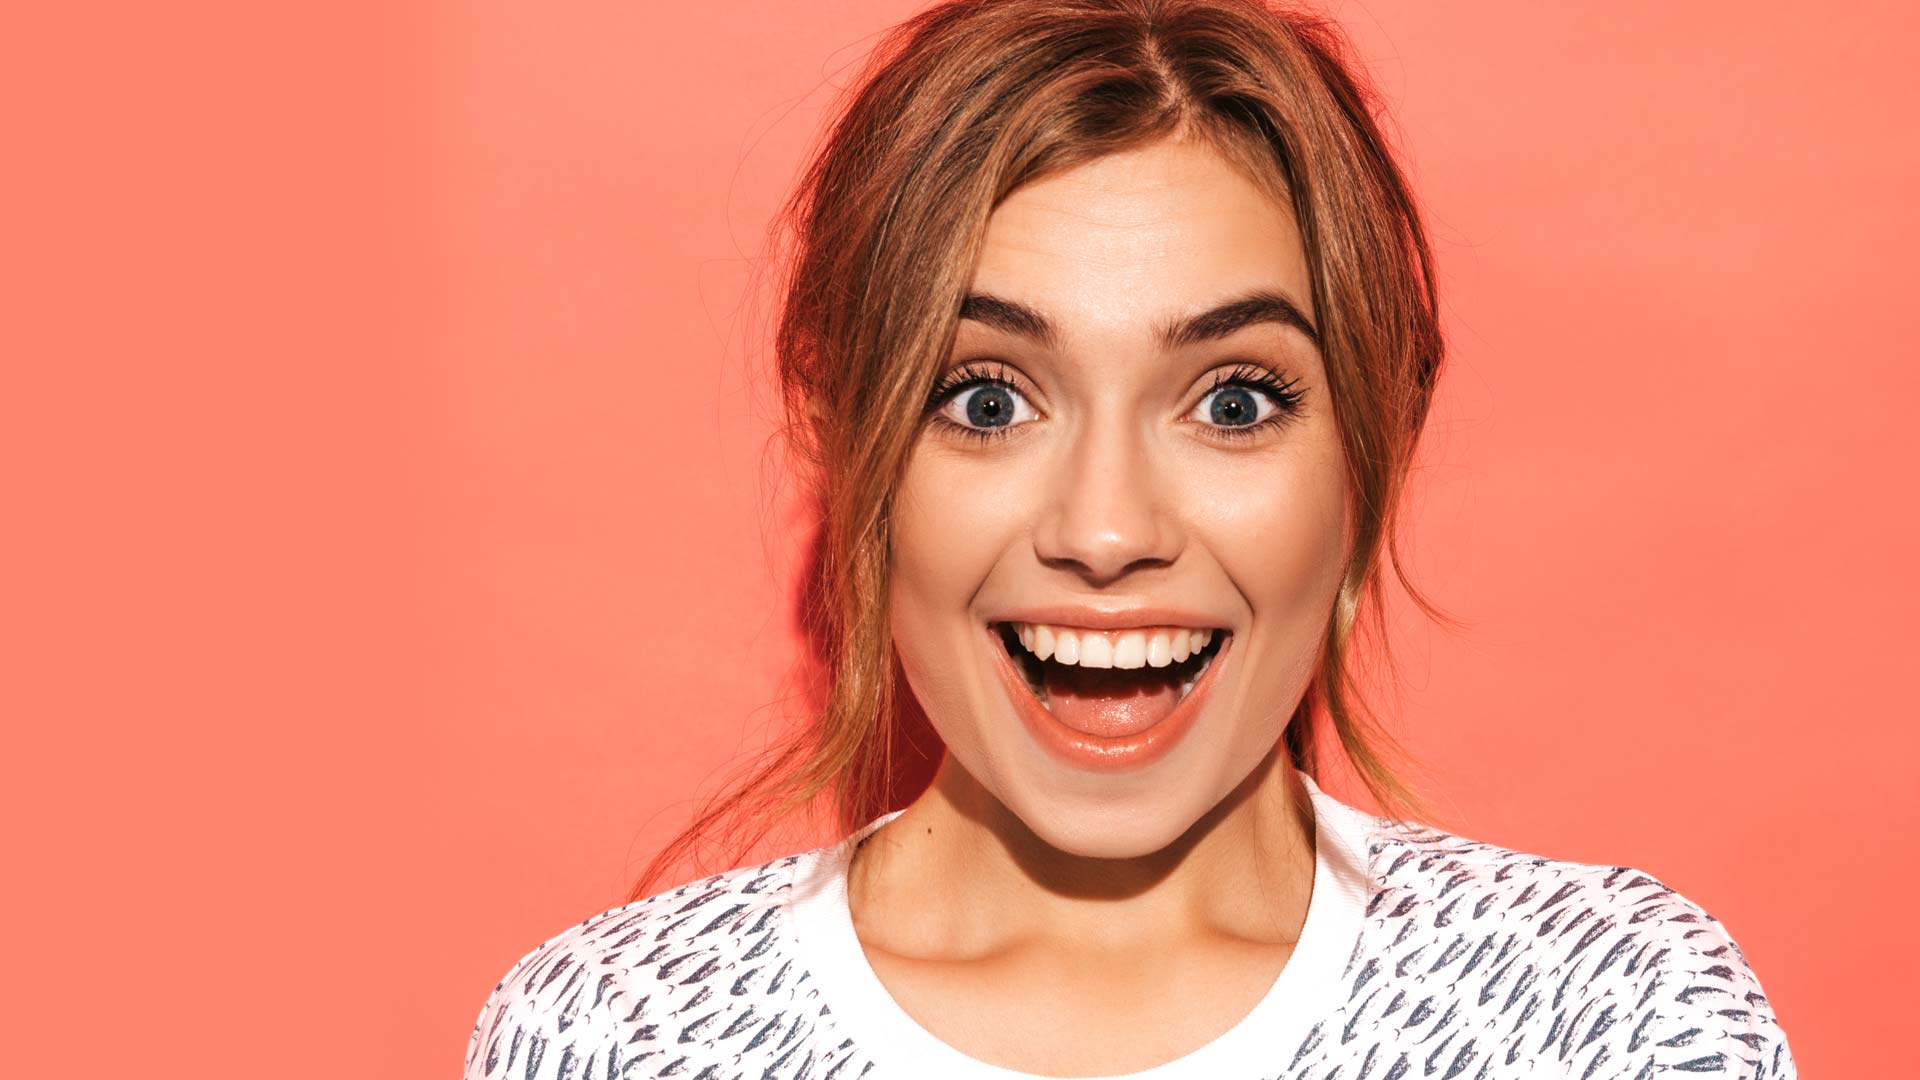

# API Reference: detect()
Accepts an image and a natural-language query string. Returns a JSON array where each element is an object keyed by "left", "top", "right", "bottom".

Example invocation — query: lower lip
[{"left": 987, "top": 624, "right": 1230, "bottom": 774}]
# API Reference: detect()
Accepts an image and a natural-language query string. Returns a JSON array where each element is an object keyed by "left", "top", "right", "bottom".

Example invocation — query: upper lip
[{"left": 985, "top": 605, "right": 1232, "bottom": 633}]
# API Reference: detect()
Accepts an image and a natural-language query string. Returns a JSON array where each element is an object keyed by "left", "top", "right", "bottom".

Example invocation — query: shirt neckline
[{"left": 783, "top": 767, "right": 1376, "bottom": 1080}]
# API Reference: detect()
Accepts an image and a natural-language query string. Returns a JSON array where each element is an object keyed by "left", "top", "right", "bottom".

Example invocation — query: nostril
[
  {"left": 1031, "top": 484, "right": 1185, "bottom": 580},
  {"left": 1034, "top": 553, "right": 1179, "bottom": 590}
]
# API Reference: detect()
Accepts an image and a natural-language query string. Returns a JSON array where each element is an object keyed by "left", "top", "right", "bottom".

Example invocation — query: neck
[{"left": 846, "top": 745, "right": 1317, "bottom": 957}]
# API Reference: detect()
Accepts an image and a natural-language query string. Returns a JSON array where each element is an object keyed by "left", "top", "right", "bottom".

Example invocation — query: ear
[{"left": 803, "top": 392, "right": 828, "bottom": 430}]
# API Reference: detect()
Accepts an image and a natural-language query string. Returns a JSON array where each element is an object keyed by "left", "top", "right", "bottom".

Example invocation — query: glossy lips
[{"left": 987, "top": 620, "right": 1231, "bottom": 772}]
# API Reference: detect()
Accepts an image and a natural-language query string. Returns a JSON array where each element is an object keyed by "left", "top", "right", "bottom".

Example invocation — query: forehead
[{"left": 969, "top": 137, "right": 1312, "bottom": 337}]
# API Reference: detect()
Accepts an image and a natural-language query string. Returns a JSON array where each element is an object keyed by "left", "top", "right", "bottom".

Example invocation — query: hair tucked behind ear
[{"left": 629, "top": 0, "right": 1459, "bottom": 902}]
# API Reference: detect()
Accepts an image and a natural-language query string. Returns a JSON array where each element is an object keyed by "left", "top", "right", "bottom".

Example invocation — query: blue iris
[
  {"left": 966, "top": 385, "right": 1015, "bottom": 427},
  {"left": 1210, "top": 386, "right": 1257, "bottom": 426}
]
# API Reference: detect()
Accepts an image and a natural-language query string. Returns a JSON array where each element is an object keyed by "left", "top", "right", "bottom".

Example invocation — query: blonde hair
[{"left": 631, "top": 0, "right": 1454, "bottom": 901}]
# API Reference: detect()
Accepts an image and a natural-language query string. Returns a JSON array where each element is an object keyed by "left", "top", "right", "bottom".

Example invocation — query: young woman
[{"left": 463, "top": 2, "right": 1799, "bottom": 1077}]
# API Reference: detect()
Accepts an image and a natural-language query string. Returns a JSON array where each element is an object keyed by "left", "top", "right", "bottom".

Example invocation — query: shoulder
[
  {"left": 460, "top": 852, "right": 806, "bottom": 1080},
  {"left": 1344, "top": 814, "right": 1798, "bottom": 1077}
]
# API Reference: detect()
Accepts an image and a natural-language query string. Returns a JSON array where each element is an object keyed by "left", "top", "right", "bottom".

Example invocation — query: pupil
[
  {"left": 1211, "top": 387, "right": 1256, "bottom": 426},
  {"left": 967, "top": 386, "right": 1013, "bottom": 428}
]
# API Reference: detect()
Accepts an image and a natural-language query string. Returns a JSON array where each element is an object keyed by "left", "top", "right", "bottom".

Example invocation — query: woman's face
[{"left": 888, "top": 135, "right": 1351, "bottom": 859}]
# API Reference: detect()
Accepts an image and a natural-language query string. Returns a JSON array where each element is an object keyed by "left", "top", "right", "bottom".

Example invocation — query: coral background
[{"left": 7, "top": 1, "right": 1913, "bottom": 1076}]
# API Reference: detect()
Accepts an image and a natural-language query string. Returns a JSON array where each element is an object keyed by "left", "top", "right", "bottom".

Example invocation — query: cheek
[
  {"left": 887, "top": 444, "right": 1031, "bottom": 692},
  {"left": 1194, "top": 441, "right": 1349, "bottom": 624}
]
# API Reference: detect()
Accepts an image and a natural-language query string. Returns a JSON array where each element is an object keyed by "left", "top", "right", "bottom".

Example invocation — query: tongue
[{"left": 1042, "top": 665, "right": 1184, "bottom": 738}]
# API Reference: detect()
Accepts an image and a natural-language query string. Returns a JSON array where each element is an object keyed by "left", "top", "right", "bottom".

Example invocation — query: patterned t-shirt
[{"left": 462, "top": 769, "right": 1798, "bottom": 1079}]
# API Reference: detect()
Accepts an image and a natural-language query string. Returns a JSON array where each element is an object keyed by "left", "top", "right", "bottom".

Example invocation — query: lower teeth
[{"left": 1174, "top": 651, "right": 1213, "bottom": 703}]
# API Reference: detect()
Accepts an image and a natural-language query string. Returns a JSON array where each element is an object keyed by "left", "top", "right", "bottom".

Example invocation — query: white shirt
[{"left": 463, "top": 769, "right": 1798, "bottom": 1079}]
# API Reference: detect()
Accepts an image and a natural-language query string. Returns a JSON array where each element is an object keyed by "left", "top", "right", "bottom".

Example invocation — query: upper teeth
[{"left": 1009, "top": 622, "right": 1216, "bottom": 669}]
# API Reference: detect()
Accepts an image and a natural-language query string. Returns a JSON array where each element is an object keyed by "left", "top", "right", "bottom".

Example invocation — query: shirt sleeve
[
  {"left": 1638, "top": 905, "right": 1799, "bottom": 1079},
  {"left": 461, "top": 933, "right": 637, "bottom": 1080}
]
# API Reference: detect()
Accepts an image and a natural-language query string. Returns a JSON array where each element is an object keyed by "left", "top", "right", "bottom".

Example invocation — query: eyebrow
[{"left": 957, "top": 289, "right": 1320, "bottom": 350}]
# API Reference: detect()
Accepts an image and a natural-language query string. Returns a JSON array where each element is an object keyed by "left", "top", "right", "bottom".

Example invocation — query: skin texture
[{"left": 858, "top": 134, "right": 1354, "bottom": 1075}]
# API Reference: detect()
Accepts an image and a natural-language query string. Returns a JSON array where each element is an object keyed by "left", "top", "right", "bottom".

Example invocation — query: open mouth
[{"left": 992, "top": 620, "right": 1229, "bottom": 739}]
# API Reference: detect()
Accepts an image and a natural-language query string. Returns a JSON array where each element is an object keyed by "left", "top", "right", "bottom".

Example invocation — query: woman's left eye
[{"left": 1190, "top": 378, "right": 1297, "bottom": 428}]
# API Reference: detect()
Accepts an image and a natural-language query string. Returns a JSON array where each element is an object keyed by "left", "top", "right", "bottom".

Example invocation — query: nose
[{"left": 1031, "top": 413, "right": 1184, "bottom": 587}]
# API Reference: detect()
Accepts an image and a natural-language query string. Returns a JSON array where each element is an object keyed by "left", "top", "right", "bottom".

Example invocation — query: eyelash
[
  {"left": 1198, "top": 363, "right": 1309, "bottom": 442},
  {"left": 924, "top": 361, "right": 1028, "bottom": 444},
  {"left": 923, "top": 360, "right": 1308, "bottom": 443}
]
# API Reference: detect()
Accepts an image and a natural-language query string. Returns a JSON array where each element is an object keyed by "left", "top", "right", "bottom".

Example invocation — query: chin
[{"left": 1003, "top": 782, "right": 1212, "bottom": 860}]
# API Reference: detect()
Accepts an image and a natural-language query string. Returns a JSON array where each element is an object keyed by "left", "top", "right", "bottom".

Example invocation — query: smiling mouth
[{"left": 992, "top": 621, "right": 1228, "bottom": 738}]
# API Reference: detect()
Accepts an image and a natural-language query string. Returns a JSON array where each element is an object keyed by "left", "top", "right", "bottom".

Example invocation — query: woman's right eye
[{"left": 935, "top": 380, "right": 1040, "bottom": 435}]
